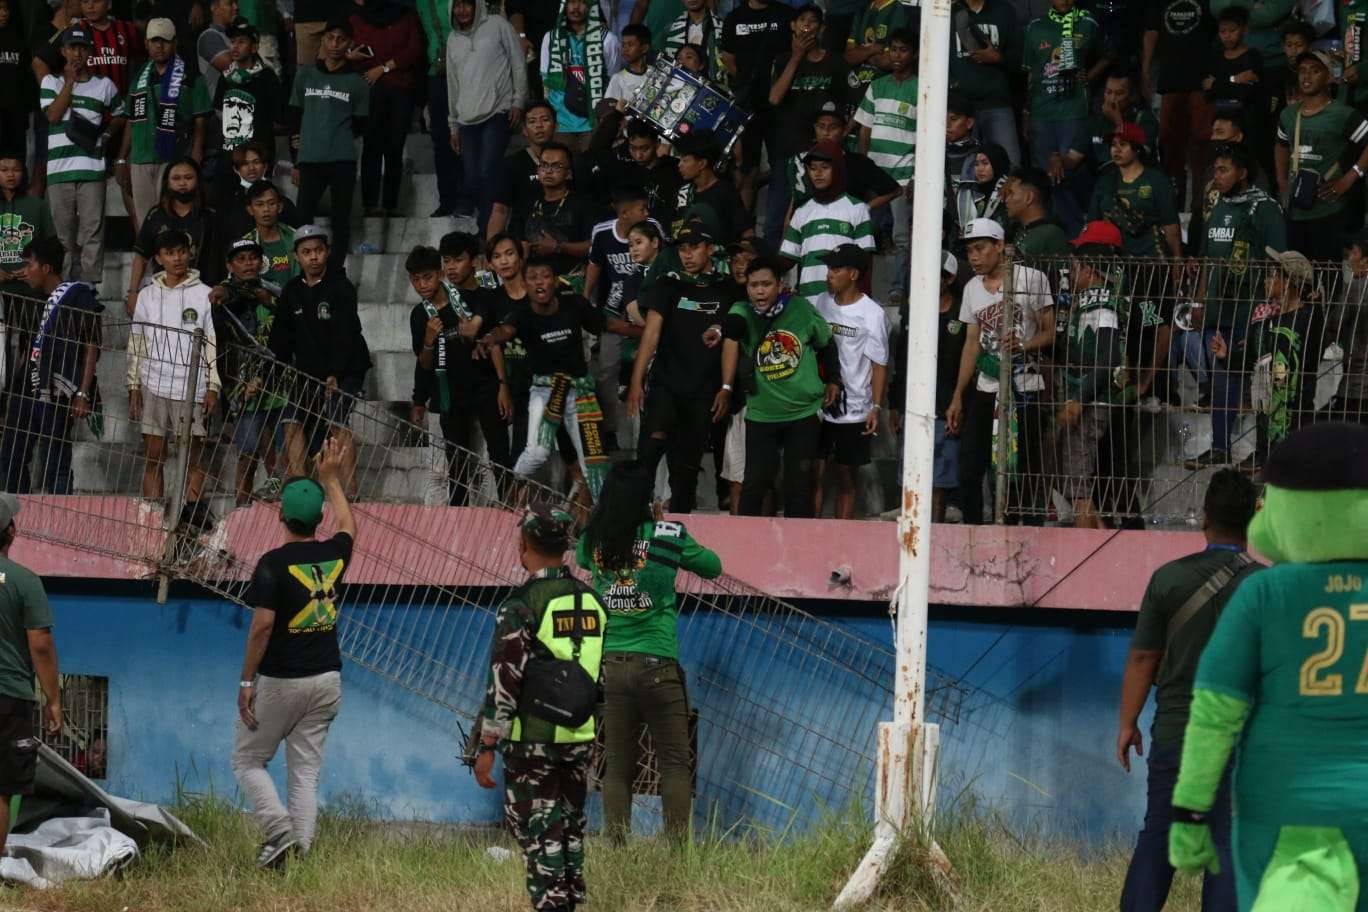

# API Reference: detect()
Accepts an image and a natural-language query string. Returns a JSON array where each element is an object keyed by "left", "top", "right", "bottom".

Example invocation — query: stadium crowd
[{"left": 0, "top": 0, "right": 1366, "bottom": 526}]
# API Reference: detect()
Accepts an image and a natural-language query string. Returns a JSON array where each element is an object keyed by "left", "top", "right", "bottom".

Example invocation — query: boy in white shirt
[
  {"left": 812, "top": 243, "right": 887, "bottom": 519},
  {"left": 605, "top": 23, "right": 651, "bottom": 110}
]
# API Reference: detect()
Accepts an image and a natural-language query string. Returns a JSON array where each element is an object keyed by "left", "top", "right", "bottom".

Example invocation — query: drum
[{"left": 627, "top": 59, "right": 750, "bottom": 155}]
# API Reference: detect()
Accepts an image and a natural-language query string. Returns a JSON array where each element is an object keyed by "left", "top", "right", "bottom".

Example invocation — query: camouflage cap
[{"left": 520, "top": 501, "right": 574, "bottom": 551}]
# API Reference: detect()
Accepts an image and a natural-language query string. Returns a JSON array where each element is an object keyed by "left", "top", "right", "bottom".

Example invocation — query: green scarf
[
  {"left": 546, "top": 0, "right": 607, "bottom": 124},
  {"left": 663, "top": 10, "right": 728, "bottom": 91},
  {"left": 1048, "top": 7, "right": 1082, "bottom": 72},
  {"left": 225, "top": 56, "right": 264, "bottom": 85},
  {"left": 535, "top": 372, "right": 608, "bottom": 500},
  {"left": 421, "top": 280, "right": 475, "bottom": 414}
]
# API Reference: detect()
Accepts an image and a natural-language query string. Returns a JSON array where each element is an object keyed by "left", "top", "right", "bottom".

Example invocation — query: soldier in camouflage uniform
[{"left": 473, "top": 502, "right": 608, "bottom": 912}]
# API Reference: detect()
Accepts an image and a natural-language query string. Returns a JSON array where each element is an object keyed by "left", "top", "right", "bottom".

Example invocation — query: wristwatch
[
  {"left": 381, "top": 63, "right": 391, "bottom": 74},
  {"left": 239, "top": 680, "right": 254, "bottom": 688},
  {"left": 1354, "top": 164, "right": 1366, "bottom": 180},
  {"left": 74, "top": 391, "right": 89, "bottom": 400},
  {"left": 721, "top": 383, "right": 733, "bottom": 392}
]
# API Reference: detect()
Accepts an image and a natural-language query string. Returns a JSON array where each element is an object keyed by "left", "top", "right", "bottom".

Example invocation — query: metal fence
[
  {"left": 975, "top": 251, "right": 1368, "bottom": 527},
  {"left": 0, "top": 290, "right": 970, "bottom": 834}
]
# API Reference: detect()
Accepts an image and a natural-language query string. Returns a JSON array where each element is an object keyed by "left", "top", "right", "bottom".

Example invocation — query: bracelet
[
  {"left": 115, "top": 158, "right": 128, "bottom": 165},
  {"left": 74, "top": 391, "right": 89, "bottom": 400},
  {"left": 1355, "top": 164, "right": 1365, "bottom": 180},
  {"left": 721, "top": 383, "right": 733, "bottom": 392},
  {"left": 239, "top": 680, "right": 254, "bottom": 688}
]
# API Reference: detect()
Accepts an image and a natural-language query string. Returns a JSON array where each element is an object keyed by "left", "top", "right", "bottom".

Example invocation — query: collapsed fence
[
  {"left": 0, "top": 290, "right": 970, "bottom": 834},
  {"left": 963, "top": 250, "right": 1368, "bottom": 527}
]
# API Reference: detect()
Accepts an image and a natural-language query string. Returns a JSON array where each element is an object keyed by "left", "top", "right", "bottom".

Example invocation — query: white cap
[
  {"left": 146, "top": 17, "right": 176, "bottom": 41},
  {"left": 962, "top": 218, "right": 1005, "bottom": 243},
  {"left": 942, "top": 251, "right": 958, "bottom": 275}
]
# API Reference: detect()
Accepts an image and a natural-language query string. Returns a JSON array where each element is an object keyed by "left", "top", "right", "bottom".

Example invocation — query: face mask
[{"left": 172, "top": 188, "right": 196, "bottom": 204}]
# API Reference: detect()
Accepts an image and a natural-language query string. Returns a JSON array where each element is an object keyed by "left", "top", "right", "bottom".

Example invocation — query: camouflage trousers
[{"left": 502, "top": 741, "right": 594, "bottom": 911}]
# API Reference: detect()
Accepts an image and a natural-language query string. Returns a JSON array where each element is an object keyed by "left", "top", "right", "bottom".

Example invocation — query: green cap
[{"left": 280, "top": 477, "right": 325, "bottom": 525}]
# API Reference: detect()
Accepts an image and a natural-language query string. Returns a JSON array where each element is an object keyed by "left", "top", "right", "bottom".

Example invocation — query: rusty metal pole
[{"left": 994, "top": 247, "right": 1017, "bottom": 524}]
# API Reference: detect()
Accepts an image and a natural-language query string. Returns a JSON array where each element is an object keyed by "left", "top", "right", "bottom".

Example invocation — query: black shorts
[
  {"left": 820, "top": 420, "right": 872, "bottom": 467},
  {"left": 0, "top": 697, "right": 38, "bottom": 796}
]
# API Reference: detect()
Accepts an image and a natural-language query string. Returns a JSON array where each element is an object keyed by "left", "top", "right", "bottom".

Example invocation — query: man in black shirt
[
  {"left": 407, "top": 241, "right": 512, "bottom": 507},
  {"left": 622, "top": 119, "right": 681, "bottom": 227},
  {"left": 674, "top": 129, "right": 751, "bottom": 241},
  {"left": 519, "top": 142, "right": 595, "bottom": 280},
  {"left": 489, "top": 99, "right": 558, "bottom": 241},
  {"left": 268, "top": 225, "right": 371, "bottom": 488},
  {"left": 478, "top": 258, "right": 638, "bottom": 502},
  {"left": 232, "top": 436, "right": 355, "bottom": 870},
  {"left": 1143, "top": 0, "right": 1217, "bottom": 211},
  {"left": 721, "top": 0, "right": 793, "bottom": 209},
  {"left": 627, "top": 219, "right": 739, "bottom": 513}
]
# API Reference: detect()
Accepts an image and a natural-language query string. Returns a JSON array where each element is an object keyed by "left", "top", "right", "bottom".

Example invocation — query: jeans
[
  {"left": 438, "top": 395, "right": 512, "bottom": 507},
  {"left": 427, "top": 73, "right": 461, "bottom": 212},
  {"left": 361, "top": 81, "right": 415, "bottom": 211},
  {"left": 1119, "top": 740, "right": 1235, "bottom": 912},
  {"left": 0, "top": 400, "right": 76, "bottom": 494},
  {"left": 975, "top": 105, "right": 1021, "bottom": 167},
  {"left": 296, "top": 161, "right": 357, "bottom": 270},
  {"left": 231, "top": 671, "right": 341, "bottom": 852},
  {"left": 1208, "top": 322, "right": 1246, "bottom": 454},
  {"left": 1029, "top": 118, "right": 1086, "bottom": 237},
  {"left": 638, "top": 386, "right": 713, "bottom": 515},
  {"left": 601, "top": 653, "right": 692, "bottom": 842},
  {"left": 740, "top": 414, "right": 821, "bottom": 518},
  {"left": 1171, "top": 328, "right": 1211, "bottom": 388},
  {"left": 957, "top": 384, "right": 1045, "bottom": 524},
  {"left": 458, "top": 113, "right": 513, "bottom": 233},
  {"left": 513, "top": 381, "right": 587, "bottom": 480}
]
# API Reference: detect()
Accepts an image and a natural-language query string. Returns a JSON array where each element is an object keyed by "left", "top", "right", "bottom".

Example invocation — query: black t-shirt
[
  {"left": 1124, "top": 277, "right": 1175, "bottom": 385},
  {"left": 769, "top": 51, "right": 846, "bottom": 158},
  {"left": 621, "top": 156, "right": 682, "bottom": 229},
  {"left": 134, "top": 205, "right": 224, "bottom": 285},
  {"left": 521, "top": 191, "right": 596, "bottom": 276},
  {"left": 409, "top": 286, "right": 501, "bottom": 408},
  {"left": 721, "top": 1, "right": 793, "bottom": 107},
  {"left": 502, "top": 294, "right": 605, "bottom": 378},
  {"left": 248, "top": 532, "right": 353, "bottom": 678},
  {"left": 1204, "top": 46, "right": 1263, "bottom": 109},
  {"left": 494, "top": 148, "right": 543, "bottom": 240},
  {"left": 1146, "top": 0, "right": 1215, "bottom": 95},
  {"left": 674, "top": 178, "right": 752, "bottom": 239},
  {"left": 643, "top": 271, "right": 739, "bottom": 399},
  {"left": 589, "top": 220, "right": 649, "bottom": 316}
]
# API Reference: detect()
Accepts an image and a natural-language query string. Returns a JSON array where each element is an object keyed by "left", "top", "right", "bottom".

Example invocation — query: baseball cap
[
  {"left": 820, "top": 243, "right": 868, "bottom": 271},
  {"left": 293, "top": 224, "right": 330, "bottom": 249},
  {"left": 803, "top": 140, "right": 842, "bottom": 164},
  {"left": 1266, "top": 246, "right": 1315, "bottom": 285},
  {"left": 0, "top": 494, "right": 19, "bottom": 531},
  {"left": 962, "top": 218, "right": 1005, "bottom": 243},
  {"left": 280, "top": 477, "right": 325, "bottom": 526},
  {"left": 61, "top": 25, "right": 93, "bottom": 46},
  {"left": 811, "top": 100, "right": 845, "bottom": 123},
  {"left": 1109, "top": 121, "right": 1148, "bottom": 149},
  {"left": 227, "top": 237, "right": 264, "bottom": 259},
  {"left": 673, "top": 218, "right": 715, "bottom": 245},
  {"left": 1072, "top": 220, "right": 1124, "bottom": 249},
  {"left": 942, "top": 251, "right": 958, "bottom": 276},
  {"left": 520, "top": 501, "right": 573, "bottom": 552},
  {"left": 227, "top": 16, "right": 259, "bottom": 41},
  {"left": 152, "top": 229, "right": 192, "bottom": 253},
  {"left": 1297, "top": 49, "right": 1337, "bottom": 78},
  {"left": 146, "top": 17, "right": 176, "bottom": 41},
  {"left": 794, "top": 2, "right": 824, "bottom": 22}
]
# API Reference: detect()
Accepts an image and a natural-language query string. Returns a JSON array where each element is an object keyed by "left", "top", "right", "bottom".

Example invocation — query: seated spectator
[
  {"left": 488, "top": 99, "right": 559, "bottom": 241},
  {"left": 843, "top": 0, "right": 916, "bottom": 119},
  {"left": 812, "top": 244, "right": 887, "bottom": 520},
  {"left": 954, "top": 143, "right": 1010, "bottom": 235},
  {"left": 406, "top": 240, "right": 512, "bottom": 506},
  {"left": 348, "top": 0, "right": 422, "bottom": 219},
  {"left": 476, "top": 257, "right": 636, "bottom": 502},
  {"left": 716, "top": 255, "right": 841, "bottom": 519},
  {"left": 214, "top": 18, "right": 282, "bottom": 172},
  {"left": 1003, "top": 167, "right": 1071, "bottom": 259},
  {"left": 268, "top": 224, "right": 370, "bottom": 489},
  {"left": 1088, "top": 123, "right": 1181, "bottom": 260},
  {"left": 662, "top": 0, "right": 725, "bottom": 87},
  {"left": 445, "top": 0, "right": 528, "bottom": 232},
  {"left": 673, "top": 129, "right": 749, "bottom": 240},
  {"left": 0, "top": 0, "right": 33, "bottom": 165},
  {"left": 127, "top": 229, "right": 220, "bottom": 521},
  {"left": 780, "top": 142, "right": 874, "bottom": 299},
  {"left": 947, "top": 0, "right": 1020, "bottom": 165},
  {"left": 0, "top": 236, "right": 101, "bottom": 495},
  {"left": 213, "top": 237, "right": 286, "bottom": 504},
  {"left": 1063, "top": 67, "right": 1157, "bottom": 202},
  {"left": 120, "top": 18, "right": 209, "bottom": 230},
  {"left": 627, "top": 218, "right": 734, "bottom": 514},
  {"left": 945, "top": 218, "right": 1053, "bottom": 526},
  {"left": 289, "top": 16, "right": 368, "bottom": 271},
  {"left": 41, "top": 24, "right": 125, "bottom": 286},
  {"left": 540, "top": 0, "right": 620, "bottom": 153},
  {"left": 0, "top": 155, "right": 55, "bottom": 294},
  {"left": 519, "top": 141, "right": 594, "bottom": 282},
  {"left": 243, "top": 180, "right": 297, "bottom": 286},
  {"left": 221, "top": 143, "right": 299, "bottom": 239},
  {"left": 127, "top": 157, "right": 222, "bottom": 315},
  {"left": 605, "top": 23, "right": 650, "bottom": 110}
]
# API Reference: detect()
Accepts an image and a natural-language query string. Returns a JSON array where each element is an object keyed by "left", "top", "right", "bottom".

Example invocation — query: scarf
[
  {"left": 420, "top": 280, "right": 475, "bottom": 414},
  {"left": 546, "top": 0, "right": 606, "bottom": 123},
  {"left": 132, "top": 56, "right": 186, "bottom": 161},
  {"left": 535, "top": 372, "right": 608, "bottom": 500},
  {"left": 30, "top": 281, "right": 103, "bottom": 435},
  {"left": 225, "top": 56, "right": 264, "bottom": 85},
  {"left": 664, "top": 11, "right": 728, "bottom": 90},
  {"left": 1048, "top": 7, "right": 1082, "bottom": 72}
]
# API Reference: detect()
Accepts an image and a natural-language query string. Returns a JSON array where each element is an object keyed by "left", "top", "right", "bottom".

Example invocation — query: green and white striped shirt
[
  {"left": 780, "top": 195, "right": 875, "bottom": 298},
  {"left": 853, "top": 73, "right": 918, "bottom": 183},
  {"left": 40, "top": 74, "right": 124, "bottom": 185}
]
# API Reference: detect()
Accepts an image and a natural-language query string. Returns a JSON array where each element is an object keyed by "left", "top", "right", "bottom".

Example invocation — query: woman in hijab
[{"left": 956, "top": 142, "right": 1011, "bottom": 233}]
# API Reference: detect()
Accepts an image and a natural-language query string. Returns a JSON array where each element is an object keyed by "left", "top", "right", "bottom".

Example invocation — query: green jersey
[
  {"left": 0, "top": 194, "right": 55, "bottom": 271},
  {"left": 779, "top": 194, "right": 875, "bottom": 298},
  {"left": 1276, "top": 98, "right": 1368, "bottom": 222},
  {"left": 289, "top": 63, "right": 369, "bottom": 164},
  {"left": 1010, "top": 218, "right": 1071, "bottom": 261},
  {"left": 576, "top": 519, "right": 722, "bottom": 660},
  {"left": 249, "top": 224, "right": 299, "bottom": 287},
  {"left": 853, "top": 71, "right": 917, "bottom": 183},
  {"left": 1195, "top": 562, "right": 1368, "bottom": 824},
  {"left": 1022, "top": 9, "right": 1099, "bottom": 122},
  {"left": 729, "top": 295, "right": 833, "bottom": 424},
  {"left": 127, "top": 59, "right": 210, "bottom": 165},
  {"left": 1060, "top": 279, "right": 1128, "bottom": 404},
  {"left": 1200, "top": 187, "right": 1286, "bottom": 329},
  {"left": 845, "top": 0, "right": 915, "bottom": 100},
  {"left": 1088, "top": 165, "right": 1179, "bottom": 258},
  {"left": 0, "top": 555, "right": 53, "bottom": 703}
]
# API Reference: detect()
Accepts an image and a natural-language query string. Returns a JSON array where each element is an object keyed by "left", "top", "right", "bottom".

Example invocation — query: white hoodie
[{"left": 128, "top": 270, "right": 221, "bottom": 401}]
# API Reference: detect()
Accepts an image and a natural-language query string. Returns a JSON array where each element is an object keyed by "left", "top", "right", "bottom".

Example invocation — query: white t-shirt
[
  {"left": 958, "top": 264, "right": 1053, "bottom": 394},
  {"left": 814, "top": 292, "right": 890, "bottom": 423},
  {"left": 606, "top": 66, "right": 647, "bottom": 104}
]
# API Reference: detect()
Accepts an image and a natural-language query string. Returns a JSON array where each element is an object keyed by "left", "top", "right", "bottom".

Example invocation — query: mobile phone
[{"left": 355, "top": 44, "right": 375, "bottom": 58}]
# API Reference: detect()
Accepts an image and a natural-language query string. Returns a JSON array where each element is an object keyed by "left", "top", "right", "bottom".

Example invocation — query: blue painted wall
[{"left": 51, "top": 593, "right": 1149, "bottom": 845}]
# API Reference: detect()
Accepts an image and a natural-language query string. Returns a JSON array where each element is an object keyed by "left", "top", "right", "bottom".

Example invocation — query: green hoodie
[{"left": 416, "top": 0, "right": 454, "bottom": 77}]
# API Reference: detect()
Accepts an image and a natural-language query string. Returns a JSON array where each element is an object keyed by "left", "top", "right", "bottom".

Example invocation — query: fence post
[
  {"left": 994, "top": 246, "right": 1016, "bottom": 524},
  {"left": 156, "top": 327, "right": 205, "bottom": 604}
]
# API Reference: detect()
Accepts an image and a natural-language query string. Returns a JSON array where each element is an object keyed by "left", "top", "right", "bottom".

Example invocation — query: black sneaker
[
  {"left": 255, "top": 832, "right": 297, "bottom": 870},
  {"left": 1184, "top": 449, "right": 1230, "bottom": 470}
]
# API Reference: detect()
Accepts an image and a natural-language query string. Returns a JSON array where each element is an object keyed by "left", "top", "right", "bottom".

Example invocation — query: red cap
[
  {"left": 1072, "top": 220, "right": 1124, "bottom": 249},
  {"left": 1109, "top": 121, "right": 1148, "bottom": 148}
]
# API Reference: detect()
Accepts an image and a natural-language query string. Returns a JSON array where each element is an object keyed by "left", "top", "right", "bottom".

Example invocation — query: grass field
[{"left": 0, "top": 798, "right": 1203, "bottom": 912}]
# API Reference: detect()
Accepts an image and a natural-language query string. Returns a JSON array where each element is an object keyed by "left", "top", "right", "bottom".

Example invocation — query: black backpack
[{"left": 518, "top": 587, "right": 602, "bottom": 729}]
